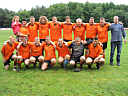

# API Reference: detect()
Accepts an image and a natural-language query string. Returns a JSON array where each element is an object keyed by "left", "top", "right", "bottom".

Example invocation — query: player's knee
[
  {"left": 86, "top": 57, "right": 93, "bottom": 64},
  {"left": 65, "top": 54, "right": 70, "bottom": 60},
  {"left": 17, "top": 56, "right": 22, "bottom": 61},
  {"left": 99, "top": 58, "right": 105, "bottom": 63},
  {"left": 30, "top": 56, "right": 36, "bottom": 63},
  {"left": 51, "top": 58, "right": 56, "bottom": 64},
  {"left": 4, "top": 65, "right": 9, "bottom": 70},
  {"left": 12, "top": 55, "right": 17, "bottom": 60},
  {"left": 24, "top": 59, "right": 30, "bottom": 65},
  {"left": 70, "top": 60, "right": 75, "bottom": 65},
  {"left": 58, "top": 57, "right": 64, "bottom": 64},
  {"left": 80, "top": 56, "right": 85, "bottom": 62},
  {"left": 38, "top": 56, "right": 44, "bottom": 62},
  {"left": 41, "top": 62, "right": 48, "bottom": 70}
]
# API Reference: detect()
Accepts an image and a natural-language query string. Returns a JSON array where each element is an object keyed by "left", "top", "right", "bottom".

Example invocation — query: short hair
[
  {"left": 66, "top": 16, "right": 70, "bottom": 19},
  {"left": 114, "top": 16, "right": 119, "bottom": 19},
  {"left": 30, "top": 16, "right": 35, "bottom": 19},
  {"left": 100, "top": 17, "right": 105, "bottom": 20},
  {"left": 76, "top": 18, "right": 82, "bottom": 23},
  {"left": 22, "top": 18, "right": 27, "bottom": 21},
  {"left": 90, "top": 17, "right": 94, "bottom": 20}
]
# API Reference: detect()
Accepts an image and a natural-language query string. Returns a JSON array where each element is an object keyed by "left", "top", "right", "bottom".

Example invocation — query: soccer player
[
  {"left": 49, "top": 16, "right": 62, "bottom": 41},
  {"left": 38, "top": 16, "right": 50, "bottom": 43},
  {"left": 109, "top": 16, "right": 126, "bottom": 66},
  {"left": 73, "top": 18, "right": 85, "bottom": 40},
  {"left": 69, "top": 37, "right": 87, "bottom": 71},
  {"left": 11, "top": 16, "right": 21, "bottom": 36},
  {"left": 29, "top": 37, "right": 44, "bottom": 68},
  {"left": 14, "top": 36, "right": 30, "bottom": 71},
  {"left": 86, "top": 38, "right": 105, "bottom": 70},
  {"left": 27, "top": 16, "right": 39, "bottom": 42},
  {"left": 97, "top": 17, "right": 110, "bottom": 57},
  {"left": 1, "top": 36, "right": 18, "bottom": 70},
  {"left": 19, "top": 19, "right": 29, "bottom": 42},
  {"left": 41, "top": 37, "right": 56, "bottom": 71},
  {"left": 55, "top": 38, "right": 71, "bottom": 68},
  {"left": 85, "top": 17, "right": 98, "bottom": 45},
  {"left": 62, "top": 16, "right": 73, "bottom": 42}
]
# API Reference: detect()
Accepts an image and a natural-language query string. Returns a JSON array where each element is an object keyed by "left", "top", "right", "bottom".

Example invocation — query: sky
[{"left": 0, "top": 0, "right": 128, "bottom": 12}]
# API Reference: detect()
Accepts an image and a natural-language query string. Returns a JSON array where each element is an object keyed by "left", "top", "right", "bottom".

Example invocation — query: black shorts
[
  {"left": 4, "top": 55, "right": 13, "bottom": 66},
  {"left": 40, "top": 39, "right": 45, "bottom": 43},
  {"left": 63, "top": 39, "right": 72, "bottom": 42},
  {"left": 44, "top": 60, "right": 52, "bottom": 68},
  {"left": 102, "top": 42, "right": 107, "bottom": 50},
  {"left": 70, "top": 56, "right": 81, "bottom": 63},
  {"left": 33, "top": 56, "right": 39, "bottom": 62}
]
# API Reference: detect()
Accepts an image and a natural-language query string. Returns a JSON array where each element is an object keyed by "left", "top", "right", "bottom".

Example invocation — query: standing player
[
  {"left": 38, "top": 16, "right": 50, "bottom": 43},
  {"left": 97, "top": 17, "right": 110, "bottom": 57},
  {"left": 85, "top": 17, "right": 98, "bottom": 44},
  {"left": 11, "top": 16, "right": 21, "bottom": 36},
  {"left": 62, "top": 16, "right": 73, "bottom": 42},
  {"left": 49, "top": 16, "right": 62, "bottom": 41},
  {"left": 27, "top": 16, "right": 39, "bottom": 42},
  {"left": 73, "top": 18, "right": 85, "bottom": 40},
  {"left": 41, "top": 37, "right": 56, "bottom": 71},
  {"left": 1, "top": 36, "right": 18, "bottom": 70}
]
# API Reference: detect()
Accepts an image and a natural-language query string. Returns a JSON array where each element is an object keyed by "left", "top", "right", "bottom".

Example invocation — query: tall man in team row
[{"left": 109, "top": 16, "right": 126, "bottom": 66}]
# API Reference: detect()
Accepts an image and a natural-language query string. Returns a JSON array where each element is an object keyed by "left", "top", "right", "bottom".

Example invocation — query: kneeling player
[
  {"left": 86, "top": 38, "right": 105, "bottom": 70},
  {"left": 69, "top": 37, "right": 87, "bottom": 71},
  {"left": 14, "top": 37, "right": 30, "bottom": 71},
  {"left": 41, "top": 37, "right": 56, "bottom": 71},
  {"left": 55, "top": 39, "right": 71, "bottom": 68},
  {"left": 29, "top": 37, "right": 44, "bottom": 68},
  {"left": 1, "top": 36, "right": 18, "bottom": 70}
]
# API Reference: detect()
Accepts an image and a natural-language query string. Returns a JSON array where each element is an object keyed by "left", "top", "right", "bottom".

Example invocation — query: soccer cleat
[
  {"left": 117, "top": 62, "right": 120, "bottom": 66},
  {"left": 110, "top": 62, "right": 114, "bottom": 66},
  {"left": 13, "top": 68, "right": 16, "bottom": 71}
]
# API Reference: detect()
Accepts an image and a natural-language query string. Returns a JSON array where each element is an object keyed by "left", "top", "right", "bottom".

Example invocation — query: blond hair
[{"left": 12, "top": 16, "right": 19, "bottom": 22}]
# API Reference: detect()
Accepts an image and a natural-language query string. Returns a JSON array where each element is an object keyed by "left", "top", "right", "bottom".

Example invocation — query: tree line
[{"left": 0, "top": 2, "right": 128, "bottom": 28}]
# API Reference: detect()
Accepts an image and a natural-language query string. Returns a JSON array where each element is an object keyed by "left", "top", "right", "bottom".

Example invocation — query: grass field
[{"left": 0, "top": 30, "right": 128, "bottom": 96}]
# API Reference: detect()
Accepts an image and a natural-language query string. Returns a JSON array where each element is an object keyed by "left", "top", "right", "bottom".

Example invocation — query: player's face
[
  {"left": 52, "top": 17, "right": 57, "bottom": 22},
  {"left": 114, "top": 17, "right": 119, "bottom": 24},
  {"left": 30, "top": 18, "right": 35, "bottom": 24},
  {"left": 45, "top": 39, "right": 51, "bottom": 45},
  {"left": 76, "top": 40, "right": 81, "bottom": 45},
  {"left": 100, "top": 19, "right": 105, "bottom": 26},
  {"left": 89, "top": 19, "right": 94, "bottom": 24},
  {"left": 58, "top": 40, "right": 63, "bottom": 46},
  {"left": 15, "top": 17, "right": 19, "bottom": 22},
  {"left": 66, "top": 18, "right": 70, "bottom": 23},
  {"left": 93, "top": 40, "right": 98, "bottom": 47},
  {"left": 22, "top": 21, "right": 27, "bottom": 25},
  {"left": 76, "top": 21, "right": 82, "bottom": 26}
]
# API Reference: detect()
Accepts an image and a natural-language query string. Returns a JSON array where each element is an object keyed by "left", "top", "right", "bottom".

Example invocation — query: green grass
[{"left": 0, "top": 30, "right": 128, "bottom": 96}]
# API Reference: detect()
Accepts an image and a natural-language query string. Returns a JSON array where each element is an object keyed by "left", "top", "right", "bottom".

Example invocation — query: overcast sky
[{"left": 1, "top": 0, "right": 128, "bottom": 12}]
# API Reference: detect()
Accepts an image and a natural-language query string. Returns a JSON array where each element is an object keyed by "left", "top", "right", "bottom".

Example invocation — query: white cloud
[{"left": 0, "top": 0, "right": 128, "bottom": 11}]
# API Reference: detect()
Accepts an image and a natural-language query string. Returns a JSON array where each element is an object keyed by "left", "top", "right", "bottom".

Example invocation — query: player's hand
[{"left": 124, "top": 39, "right": 127, "bottom": 44}]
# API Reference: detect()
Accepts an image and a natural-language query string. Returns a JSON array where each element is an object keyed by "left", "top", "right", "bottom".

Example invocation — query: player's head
[
  {"left": 58, "top": 38, "right": 63, "bottom": 47},
  {"left": 65, "top": 16, "right": 71, "bottom": 23},
  {"left": 76, "top": 18, "right": 82, "bottom": 25},
  {"left": 89, "top": 17, "right": 94, "bottom": 24},
  {"left": 45, "top": 36, "right": 51, "bottom": 45},
  {"left": 22, "top": 38, "right": 28, "bottom": 46},
  {"left": 12, "top": 16, "right": 19, "bottom": 22},
  {"left": 93, "top": 37, "right": 98, "bottom": 47},
  {"left": 113, "top": 16, "right": 119, "bottom": 24},
  {"left": 22, "top": 18, "right": 27, "bottom": 26},
  {"left": 39, "top": 16, "right": 48, "bottom": 24},
  {"left": 75, "top": 37, "right": 81, "bottom": 45},
  {"left": 35, "top": 37, "right": 40, "bottom": 46},
  {"left": 9, "top": 36, "right": 15, "bottom": 45},
  {"left": 30, "top": 16, "right": 35, "bottom": 24},
  {"left": 52, "top": 16, "right": 57, "bottom": 22}
]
